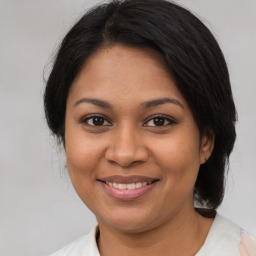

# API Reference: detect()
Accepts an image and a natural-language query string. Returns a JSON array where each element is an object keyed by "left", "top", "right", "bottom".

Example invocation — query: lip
[{"left": 98, "top": 175, "right": 159, "bottom": 201}]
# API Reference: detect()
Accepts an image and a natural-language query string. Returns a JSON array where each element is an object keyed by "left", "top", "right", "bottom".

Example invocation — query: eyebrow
[
  {"left": 74, "top": 97, "right": 184, "bottom": 109},
  {"left": 141, "top": 97, "right": 184, "bottom": 109},
  {"left": 74, "top": 98, "right": 113, "bottom": 109}
]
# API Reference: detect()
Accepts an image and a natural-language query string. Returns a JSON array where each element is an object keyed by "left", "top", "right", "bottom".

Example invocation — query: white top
[{"left": 48, "top": 214, "right": 256, "bottom": 256}]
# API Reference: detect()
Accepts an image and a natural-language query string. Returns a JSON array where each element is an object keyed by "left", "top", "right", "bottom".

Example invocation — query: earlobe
[{"left": 200, "top": 131, "right": 215, "bottom": 164}]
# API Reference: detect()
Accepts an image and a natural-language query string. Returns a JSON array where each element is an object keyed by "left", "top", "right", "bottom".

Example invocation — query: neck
[{"left": 97, "top": 208, "right": 214, "bottom": 256}]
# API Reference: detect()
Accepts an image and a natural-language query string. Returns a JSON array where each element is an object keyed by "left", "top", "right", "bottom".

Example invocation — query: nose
[{"left": 105, "top": 125, "right": 149, "bottom": 167}]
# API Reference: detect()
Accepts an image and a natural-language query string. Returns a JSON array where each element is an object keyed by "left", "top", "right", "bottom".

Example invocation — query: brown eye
[
  {"left": 91, "top": 117, "right": 104, "bottom": 126},
  {"left": 153, "top": 117, "right": 165, "bottom": 126},
  {"left": 82, "top": 115, "right": 112, "bottom": 127},
  {"left": 143, "top": 115, "right": 177, "bottom": 127}
]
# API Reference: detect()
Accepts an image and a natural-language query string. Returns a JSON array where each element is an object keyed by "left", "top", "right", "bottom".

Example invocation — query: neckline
[
  {"left": 93, "top": 214, "right": 241, "bottom": 256},
  {"left": 195, "top": 213, "right": 220, "bottom": 255},
  {"left": 195, "top": 214, "right": 241, "bottom": 255}
]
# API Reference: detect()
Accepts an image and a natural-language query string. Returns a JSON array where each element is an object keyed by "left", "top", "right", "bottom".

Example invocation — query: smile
[
  {"left": 105, "top": 181, "right": 150, "bottom": 189},
  {"left": 98, "top": 175, "right": 159, "bottom": 200}
]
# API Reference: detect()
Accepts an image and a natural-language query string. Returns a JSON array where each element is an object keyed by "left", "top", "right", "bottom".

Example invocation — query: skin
[{"left": 65, "top": 44, "right": 214, "bottom": 256}]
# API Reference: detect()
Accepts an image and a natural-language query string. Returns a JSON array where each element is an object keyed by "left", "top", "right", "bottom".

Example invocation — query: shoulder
[
  {"left": 47, "top": 226, "right": 100, "bottom": 256},
  {"left": 207, "top": 214, "right": 242, "bottom": 244},
  {"left": 240, "top": 230, "right": 256, "bottom": 256},
  {"left": 48, "top": 234, "right": 89, "bottom": 256},
  {"left": 197, "top": 214, "right": 254, "bottom": 256}
]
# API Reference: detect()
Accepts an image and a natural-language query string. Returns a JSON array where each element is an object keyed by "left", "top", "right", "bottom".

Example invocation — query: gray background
[{"left": 0, "top": 1, "right": 255, "bottom": 255}]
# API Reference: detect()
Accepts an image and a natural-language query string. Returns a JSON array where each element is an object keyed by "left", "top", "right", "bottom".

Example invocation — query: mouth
[
  {"left": 102, "top": 180, "right": 154, "bottom": 189},
  {"left": 97, "top": 175, "right": 160, "bottom": 200}
]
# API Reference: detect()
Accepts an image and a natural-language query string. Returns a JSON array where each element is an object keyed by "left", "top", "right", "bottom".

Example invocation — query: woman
[{"left": 44, "top": 0, "right": 256, "bottom": 255}]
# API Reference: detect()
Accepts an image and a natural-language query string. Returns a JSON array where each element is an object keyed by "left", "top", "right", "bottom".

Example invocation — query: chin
[{"left": 96, "top": 210, "right": 162, "bottom": 234}]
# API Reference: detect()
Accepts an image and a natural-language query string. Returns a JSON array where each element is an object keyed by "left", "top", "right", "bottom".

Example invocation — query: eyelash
[
  {"left": 81, "top": 114, "right": 177, "bottom": 128},
  {"left": 81, "top": 114, "right": 112, "bottom": 127},
  {"left": 143, "top": 115, "right": 177, "bottom": 127}
]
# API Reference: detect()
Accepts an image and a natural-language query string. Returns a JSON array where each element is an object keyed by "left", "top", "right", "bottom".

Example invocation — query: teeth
[
  {"left": 106, "top": 181, "right": 149, "bottom": 189},
  {"left": 135, "top": 182, "right": 142, "bottom": 188},
  {"left": 118, "top": 183, "right": 127, "bottom": 189},
  {"left": 127, "top": 183, "right": 135, "bottom": 189}
]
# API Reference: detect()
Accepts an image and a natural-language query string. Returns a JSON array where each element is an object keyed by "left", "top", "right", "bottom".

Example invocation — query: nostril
[{"left": 105, "top": 145, "right": 149, "bottom": 167}]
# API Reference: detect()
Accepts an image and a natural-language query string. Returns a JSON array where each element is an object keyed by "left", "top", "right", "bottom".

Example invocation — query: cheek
[
  {"left": 66, "top": 140, "right": 99, "bottom": 168},
  {"left": 66, "top": 140, "right": 104, "bottom": 179},
  {"left": 65, "top": 138, "right": 103, "bottom": 209},
  {"left": 152, "top": 130, "right": 201, "bottom": 186},
  {"left": 64, "top": 122, "right": 104, "bottom": 192},
  {"left": 65, "top": 116, "right": 103, "bottom": 165}
]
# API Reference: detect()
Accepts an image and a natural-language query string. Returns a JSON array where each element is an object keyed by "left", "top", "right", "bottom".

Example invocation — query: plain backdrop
[{"left": 0, "top": 1, "right": 255, "bottom": 255}]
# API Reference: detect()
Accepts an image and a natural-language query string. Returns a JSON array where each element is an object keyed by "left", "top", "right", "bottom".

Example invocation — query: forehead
[{"left": 68, "top": 44, "right": 186, "bottom": 107}]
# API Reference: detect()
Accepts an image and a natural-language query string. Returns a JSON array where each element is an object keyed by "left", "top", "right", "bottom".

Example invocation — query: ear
[{"left": 199, "top": 129, "right": 215, "bottom": 164}]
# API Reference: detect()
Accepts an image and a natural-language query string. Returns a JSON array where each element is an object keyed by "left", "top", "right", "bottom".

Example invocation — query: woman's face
[{"left": 65, "top": 44, "right": 212, "bottom": 233}]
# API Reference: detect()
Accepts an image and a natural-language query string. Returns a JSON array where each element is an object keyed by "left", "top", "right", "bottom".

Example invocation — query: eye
[
  {"left": 143, "top": 115, "right": 177, "bottom": 127},
  {"left": 81, "top": 115, "right": 112, "bottom": 127}
]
